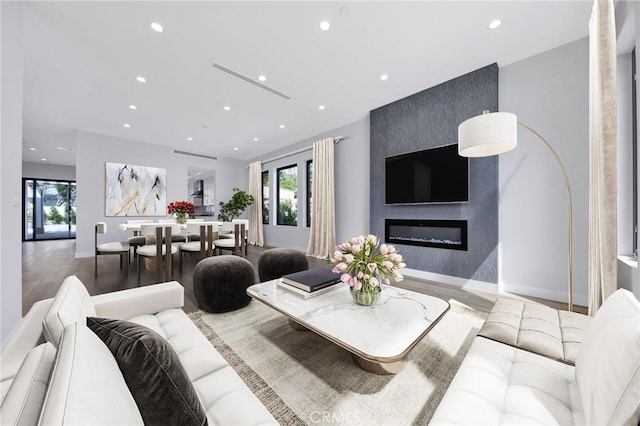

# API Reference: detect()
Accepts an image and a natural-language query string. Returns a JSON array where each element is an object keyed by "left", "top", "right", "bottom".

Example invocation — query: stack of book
[{"left": 277, "top": 268, "right": 342, "bottom": 299}]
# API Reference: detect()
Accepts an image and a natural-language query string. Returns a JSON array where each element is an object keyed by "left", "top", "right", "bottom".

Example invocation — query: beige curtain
[
  {"left": 588, "top": 0, "right": 617, "bottom": 315},
  {"left": 306, "top": 138, "right": 336, "bottom": 258},
  {"left": 248, "top": 161, "right": 264, "bottom": 246}
]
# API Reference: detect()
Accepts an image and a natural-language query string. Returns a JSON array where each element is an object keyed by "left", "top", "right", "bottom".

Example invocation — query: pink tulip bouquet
[{"left": 330, "top": 234, "right": 405, "bottom": 296}]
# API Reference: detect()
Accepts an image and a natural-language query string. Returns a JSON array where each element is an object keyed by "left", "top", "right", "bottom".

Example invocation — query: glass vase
[
  {"left": 350, "top": 286, "right": 382, "bottom": 306},
  {"left": 175, "top": 212, "right": 188, "bottom": 225}
]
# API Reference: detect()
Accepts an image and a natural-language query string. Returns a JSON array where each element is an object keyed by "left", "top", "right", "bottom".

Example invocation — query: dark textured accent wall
[{"left": 370, "top": 64, "right": 498, "bottom": 283}]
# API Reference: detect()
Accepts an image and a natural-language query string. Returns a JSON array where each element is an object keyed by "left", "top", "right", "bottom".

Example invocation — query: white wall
[
  {"left": 1, "top": 1, "right": 24, "bottom": 345},
  {"left": 23, "top": 161, "right": 76, "bottom": 181},
  {"left": 249, "top": 118, "right": 370, "bottom": 251},
  {"left": 499, "top": 38, "right": 589, "bottom": 306},
  {"left": 75, "top": 131, "right": 247, "bottom": 257}
]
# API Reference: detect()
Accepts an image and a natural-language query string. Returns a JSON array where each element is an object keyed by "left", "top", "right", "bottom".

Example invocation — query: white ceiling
[{"left": 20, "top": 1, "right": 593, "bottom": 167}]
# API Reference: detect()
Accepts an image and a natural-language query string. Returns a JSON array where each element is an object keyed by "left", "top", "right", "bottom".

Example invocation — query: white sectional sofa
[
  {"left": 431, "top": 289, "right": 640, "bottom": 425},
  {"left": 0, "top": 276, "right": 277, "bottom": 425}
]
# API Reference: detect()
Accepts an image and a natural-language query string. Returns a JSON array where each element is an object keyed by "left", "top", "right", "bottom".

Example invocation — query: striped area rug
[{"left": 189, "top": 298, "right": 487, "bottom": 425}]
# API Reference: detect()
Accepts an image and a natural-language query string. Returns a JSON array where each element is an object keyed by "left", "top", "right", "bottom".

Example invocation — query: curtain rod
[{"left": 248, "top": 136, "right": 345, "bottom": 167}]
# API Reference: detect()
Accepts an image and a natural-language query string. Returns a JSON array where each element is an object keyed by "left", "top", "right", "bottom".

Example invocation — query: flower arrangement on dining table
[
  {"left": 167, "top": 201, "right": 195, "bottom": 224},
  {"left": 330, "top": 235, "right": 405, "bottom": 302}
]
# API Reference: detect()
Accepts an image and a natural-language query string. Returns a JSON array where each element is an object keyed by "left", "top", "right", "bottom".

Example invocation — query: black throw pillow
[{"left": 87, "top": 317, "right": 208, "bottom": 426}]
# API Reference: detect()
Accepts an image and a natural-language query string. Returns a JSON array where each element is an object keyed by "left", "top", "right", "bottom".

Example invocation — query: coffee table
[{"left": 246, "top": 280, "right": 450, "bottom": 375}]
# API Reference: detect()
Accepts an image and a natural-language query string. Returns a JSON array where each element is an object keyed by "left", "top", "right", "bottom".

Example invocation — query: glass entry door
[{"left": 24, "top": 179, "right": 76, "bottom": 240}]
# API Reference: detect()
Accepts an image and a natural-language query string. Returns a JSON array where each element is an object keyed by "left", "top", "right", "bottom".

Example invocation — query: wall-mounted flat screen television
[{"left": 385, "top": 143, "right": 469, "bottom": 204}]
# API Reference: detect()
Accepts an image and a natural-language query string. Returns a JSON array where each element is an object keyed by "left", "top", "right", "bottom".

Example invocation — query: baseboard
[
  {"left": 402, "top": 268, "right": 498, "bottom": 294},
  {"left": 76, "top": 251, "right": 93, "bottom": 258},
  {"left": 499, "top": 281, "right": 588, "bottom": 308}
]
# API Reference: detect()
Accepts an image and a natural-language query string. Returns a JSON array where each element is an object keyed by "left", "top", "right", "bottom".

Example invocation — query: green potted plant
[{"left": 218, "top": 187, "right": 254, "bottom": 221}]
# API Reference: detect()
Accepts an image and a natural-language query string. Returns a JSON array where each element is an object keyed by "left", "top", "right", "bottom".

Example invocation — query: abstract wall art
[{"left": 105, "top": 162, "right": 167, "bottom": 216}]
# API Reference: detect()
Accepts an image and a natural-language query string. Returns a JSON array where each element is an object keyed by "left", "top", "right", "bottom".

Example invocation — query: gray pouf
[
  {"left": 193, "top": 255, "right": 254, "bottom": 313},
  {"left": 258, "top": 248, "right": 309, "bottom": 282}
]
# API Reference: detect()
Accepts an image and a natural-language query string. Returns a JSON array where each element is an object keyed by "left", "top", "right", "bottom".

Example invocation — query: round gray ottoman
[
  {"left": 258, "top": 248, "right": 309, "bottom": 282},
  {"left": 193, "top": 255, "right": 254, "bottom": 313}
]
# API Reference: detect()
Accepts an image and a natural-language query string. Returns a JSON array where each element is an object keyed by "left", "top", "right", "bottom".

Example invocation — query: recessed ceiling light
[
  {"left": 41, "top": 158, "right": 47, "bottom": 162},
  {"left": 150, "top": 22, "right": 164, "bottom": 33},
  {"left": 136, "top": 76, "right": 146, "bottom": 83},
  {"left": 380, "top": 74, "right": 389, "bottom": 81},
  {"left": 280, "top": 124, "right": 285, "bottom": 129},
  {"left": 187, "top": 137, "right": 192, "bottom": 141},
  {"left": 223, "top": 106, "right": 231, "bottom": 111},
  {"left": 29, "top": 147, "right": 36, "bottom": 151},
  {"left": 123, "top": 123, "right": 131, "bottom": 128},
  {"left": 129, "top": 105, "right": 137, "bottom": 110},
  {"left": 258, "top": 75, "right": 266, "bottom": 82},
  {"left": 488, "top": 19, "right": 502, "bottom": 30},
  {"left": 318, "top": 105, "right": 325, "bottom": 110},
  {"left": 253, "top": 137, "right": 259, "bottom": 141},
  {"left": 233, "top": 147, "right": 239, "bottom": 151},
  {"left": 320, "top": 21, "right": 331, "bottom": 31}
]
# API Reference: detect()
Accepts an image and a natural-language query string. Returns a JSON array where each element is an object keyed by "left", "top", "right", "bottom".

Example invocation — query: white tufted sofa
[
  {"left": 0, "top": 276, "right": 277, "bottom": 425},
  {"left": 431, "top": 289, "right": 640, "bottom": 425}
]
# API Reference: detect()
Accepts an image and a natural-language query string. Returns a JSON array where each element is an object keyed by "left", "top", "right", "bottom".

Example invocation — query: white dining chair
[
  {"left": 232, "top": 218, "right": 249, "bottom": 255},
  {"left": 125, "top": 219, "right": 153, "bottom": 257},
  {"left": 186, "top": 218, "right": 205, "bottom": 241},
  {"left": 137, "top": 223, "right": 181, "bottom": 283},
  {"left": 217, "top": 221, "right": 235, "bottom": 239},
  {"left": 178, "top": 222, "right": 219, "bottom": 272},
  {"left": 95, "top": 222, "right": 130, "bottom": 277},
  {"left": 213, "top": 223, "right": 245, "bottom": 257},
  {"left": 156, "top": 219, "right": 187, "bottom": 242}
]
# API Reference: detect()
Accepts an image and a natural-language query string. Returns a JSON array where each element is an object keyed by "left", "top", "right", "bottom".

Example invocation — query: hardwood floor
[
  {"left": 21, "top": 239, "right": 585, "bottom": 316},
  {"left": 21, "top": 239, "right": 334, "bottom": 315}
]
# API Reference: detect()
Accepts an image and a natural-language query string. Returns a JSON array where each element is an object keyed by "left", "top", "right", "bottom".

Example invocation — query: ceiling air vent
[{"left": 173, "top": 150, "right": 217, "bottom": 160}]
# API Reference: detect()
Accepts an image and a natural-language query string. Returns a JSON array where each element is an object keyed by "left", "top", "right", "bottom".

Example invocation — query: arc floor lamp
[{"left": 458, "top": 110, "right": 574, "bottom": 312}]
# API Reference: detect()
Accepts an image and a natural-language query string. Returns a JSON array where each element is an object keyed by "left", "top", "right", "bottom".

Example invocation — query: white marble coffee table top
[{"left": 247, "top": 280, "right": 450, "bottom": 363}]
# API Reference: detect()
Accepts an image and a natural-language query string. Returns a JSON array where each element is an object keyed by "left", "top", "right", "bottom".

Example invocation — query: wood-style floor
[{"left": 22, "top": 239, "right": 584, "bottom": 316}]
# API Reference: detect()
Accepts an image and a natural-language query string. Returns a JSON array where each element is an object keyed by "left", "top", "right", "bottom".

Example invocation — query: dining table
[{"left": 118, "top": 221, "right": 223, "bottom": 235}]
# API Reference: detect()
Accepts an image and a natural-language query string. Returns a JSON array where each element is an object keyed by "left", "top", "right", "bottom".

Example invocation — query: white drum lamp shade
[{"left": 458, "top": 112, "right": 518, "bottom": 157}]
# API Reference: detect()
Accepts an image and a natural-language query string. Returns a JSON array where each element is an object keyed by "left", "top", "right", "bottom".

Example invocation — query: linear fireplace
[{"left": 385, "top": 219, "right": 468, "bottom": 251}]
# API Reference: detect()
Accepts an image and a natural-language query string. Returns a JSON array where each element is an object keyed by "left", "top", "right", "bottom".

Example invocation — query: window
[
  {"left": 277, "top": 164, "right": 298, "bottom": 226},
  {"left": 306, "top": 160, "right": 313, "bottom": 227},
  {"left": 23, "top": 179, "right": 76, "bottom": 240},
  {"left": 262, "top": 170, "right": 269, "bottom": 225},
  {"left": 632, "top": 47, "right": 638, "bottom": 256}
]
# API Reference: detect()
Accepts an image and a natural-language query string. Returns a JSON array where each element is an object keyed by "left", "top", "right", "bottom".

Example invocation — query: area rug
[{"left": 189, "top": 299, "right": 487, "bottom": 425}]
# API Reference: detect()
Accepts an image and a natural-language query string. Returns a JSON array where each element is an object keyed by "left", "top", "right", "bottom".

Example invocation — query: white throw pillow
[
  {"left": 42, "top": 276, "right": 96, "bottom": 348},
  {"left": 575, "top": 289, "right": 640, "bottom": 425},
  {"left": 0, "top": 343, "right": 56, "bottom": 426},
  {"left": 38, "top": 322, "right": 143, "bottom": 425}
]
